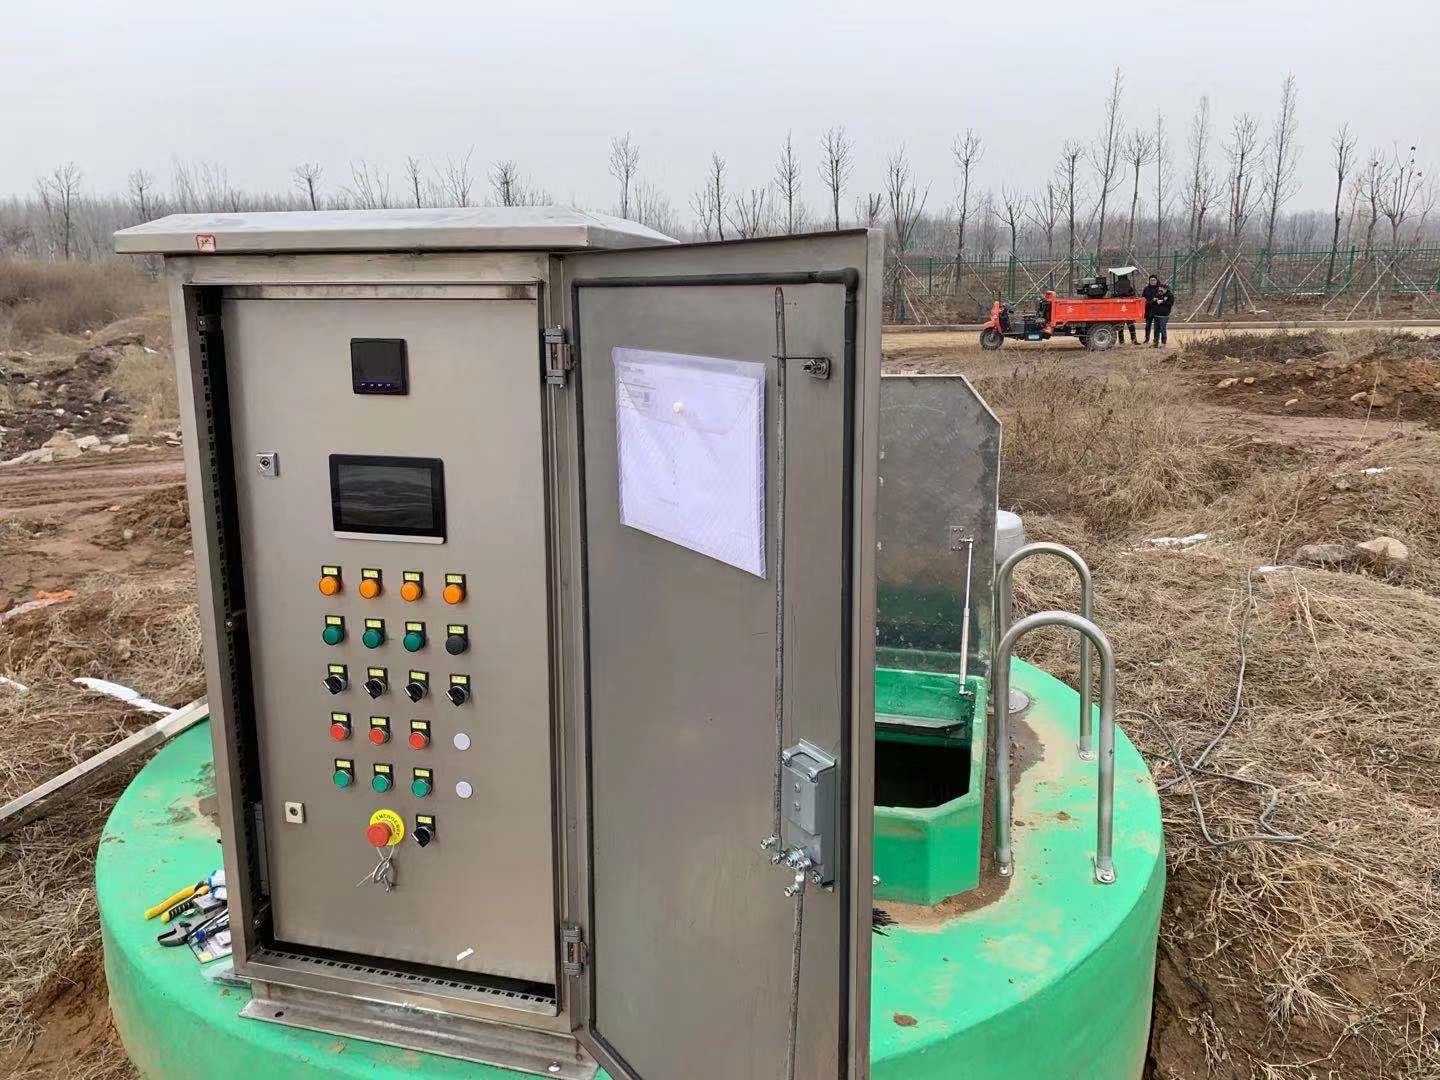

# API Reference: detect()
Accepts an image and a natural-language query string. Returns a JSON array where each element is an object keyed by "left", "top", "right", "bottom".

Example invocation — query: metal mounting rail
[
  {"left": 995, "top": 542, "right": 1096, "bottom": 758},
  {"left": 993, "top": 611, "right": 1118, "bottom": 884}
]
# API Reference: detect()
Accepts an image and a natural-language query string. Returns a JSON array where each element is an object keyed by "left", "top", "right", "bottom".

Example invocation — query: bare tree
[
  {"left": 171, "top": 160, "right": 200, "bottom": 214},
  {"left": 36, "top": 163, "right": 82, "bottom": 259},
  {"left": 1028, "top": 182, "right": 1061, "bottom": 259},
  {"left": 728, "top": 188, "right": 771, "bottom": 239},
  {"left": 1378, "top": 144, "right": 1424, "bottom": 248},
  {"left": 440, "top": 149, "right": 476, "bottom": 207},
  {"left": 1261, "top": 74, "right": 1302, "bottom": 251},
  {"left": 772, "top": 132, "right": 803, "bottom": 234},
  {"left": 1089, "top": 68, "right": 1125, "bottom": 260},
  {"left": 999, "top": 186, "right": 1025, "bottom": 259},
  {"left": 818, "top": 126, "right": 853, "bottom": 231},
  {"left": 1184, "top": 97, "right": 1216, "bottom": 251},
  {"left": 1358, "top": 152, "right": 1387, "bottom": 256},
  {"left": 608, "top": 133, "right": 640, "bottom": 219},
  {"left": 1055, "top": 141, "right": 1085, "bottom": 287},
  {"left": 689, "top": 187, "right": 718, "bottom": 240},
  {"left": 404, "top": 156, "right": 425, "bottom": 208},
  {"left": 884, "top": 147, "right": 928, "bottom": 318},
  {"left": 855, "top": 193, "right": 884, "bottom": 229},
  {"left": 1152, "top": 111, "right": 1171, "bottom": 258},
  {"left": 950, "top": 128, "right": 983, "bottom": 274},
  {"left": 975, "top": 191, "right": 999, "bottom": 261},
  {"left": 633, "top": 180, "right": 679, "bottom": 237},
  {"left": 705, "top": 153, "right": 728, "bottom": 240},
  {"left": 1223, "top": 113, "right": 1262, "bottom": 243},
  {"left": 345, "top": 160, "right": 392, "bottom": 209},
  {"left": 1324, "top": 124, "right": 1357, "bottom": 288},
  {"left": 489, "top": 160, "right": 522, "bottom": 207},
  {"left": 293, "top": 163, "right": 323, "bottom": 210},
  {"left": 199, "top": 162, "right": 233, "bottom": 212},
  {"left": 127, "top": 168, "right": 156, "bottom": 222},
  {"left": 1121, "top": 127, "right": 1157, "bottom": 258}
]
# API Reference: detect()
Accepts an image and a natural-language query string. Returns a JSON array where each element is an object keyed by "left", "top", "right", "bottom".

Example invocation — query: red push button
[
  {"left": 368, "top": 726, "right": 390, "bottom": 746},
  {"left": 408, "top": 729, "right": 430, "bottom": 750},
  {"left": 366, "top": 821, "right": 393, "bottom": 847},
  {"left": 330, "top": 720, "right": 351, "bottom": 741}
]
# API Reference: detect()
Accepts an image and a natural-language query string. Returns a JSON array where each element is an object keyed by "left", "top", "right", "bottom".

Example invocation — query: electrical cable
[
  {"left": 783, "top": 871, "right": 806, "bottom": 1080},
  {"left": 1122, "top": 567, "right": 1304, "bottom": 848}
]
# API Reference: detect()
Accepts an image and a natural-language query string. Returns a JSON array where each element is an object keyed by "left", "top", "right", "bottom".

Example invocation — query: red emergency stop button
[{"left": 366, "top": 821, "right": 393, "bottom": 847}]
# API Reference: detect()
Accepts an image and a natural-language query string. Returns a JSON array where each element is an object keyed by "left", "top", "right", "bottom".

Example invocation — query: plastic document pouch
[{"left": 613, "top": 347, "right": 766, "bottom": 577}]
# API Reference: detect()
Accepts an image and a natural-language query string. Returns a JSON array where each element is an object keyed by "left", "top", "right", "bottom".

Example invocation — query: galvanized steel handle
[
  {"left": 992, "top": 610, "right": 1118, "bottom": 885},
  {"left": 994, "top": 542, "right": 1096, "bottom": 759}
]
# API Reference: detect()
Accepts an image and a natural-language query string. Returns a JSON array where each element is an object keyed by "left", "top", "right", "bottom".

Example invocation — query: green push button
[
  {"left": 402, "top": 628, "right": 426, "bottom": 653},
  {"left": 362, "top": 626, "right": 385, "bottom": 649},
  {"left": 371, "top": 772, "right": 393, "bottom": 793},
  {"left": 322, "top": 624, "right": 345, "bottom": 646},
  {"left": 410, "top": 776, "right": 432, "bottom": 798},
  {"left": 332, "top": 769, "right": 352, "bottom": 789}
]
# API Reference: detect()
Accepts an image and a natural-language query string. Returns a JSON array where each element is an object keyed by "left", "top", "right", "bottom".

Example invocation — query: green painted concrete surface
[{"left": 100, "top": 657, "right": 1161, "bottom": 1078}]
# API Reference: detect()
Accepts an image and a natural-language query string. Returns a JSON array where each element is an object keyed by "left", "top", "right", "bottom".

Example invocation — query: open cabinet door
[{"left": 561, "top": 233, "right": 881, "bottom": 1080}]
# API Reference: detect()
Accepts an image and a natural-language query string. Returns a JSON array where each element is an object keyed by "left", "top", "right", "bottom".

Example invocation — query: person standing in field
[
  {"left": 1150, "top": 281, "right": 1175, "bottom": 347},
  {"left": 1141, "top": 275, "right": 1161, "bottom": 343}
]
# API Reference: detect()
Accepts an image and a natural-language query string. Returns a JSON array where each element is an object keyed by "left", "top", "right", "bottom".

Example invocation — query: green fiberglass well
[{"left": 101, "top": 654, "right": 1162, "bottom": 1079}]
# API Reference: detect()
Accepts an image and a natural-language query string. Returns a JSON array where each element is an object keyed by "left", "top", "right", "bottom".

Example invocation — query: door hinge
[
  {"left": 543, "top": 327, "right": 572, "bottom": 387},
  {"left": 561, "top": 922, "right": 587, "bottom": 977}
]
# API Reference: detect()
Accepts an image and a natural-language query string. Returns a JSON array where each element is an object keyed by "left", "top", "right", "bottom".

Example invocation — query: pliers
[{"left": 157, "top": 906, "right": 227, "bottom": 948}]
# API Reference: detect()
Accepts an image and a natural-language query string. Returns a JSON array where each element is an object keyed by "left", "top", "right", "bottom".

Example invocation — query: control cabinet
[{"left": 116, "top": 208, "right": 882, "bottom": 1080}]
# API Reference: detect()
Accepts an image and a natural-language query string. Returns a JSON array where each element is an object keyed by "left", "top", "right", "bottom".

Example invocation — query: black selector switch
[
  {"left": 324, "top": 665, "right": 349, "bottom": 695},
  {"left": 446, "top": 674, "right": 471, "bottom": 707},
  {"left": 414, "top": 816, "right": 436, "bottom": 848},
  {"left": 405, "top": 679, "right": 428, "bottom": 703},
  {"left": 363, "top": 668, "right": 389, "bottom": 699},
  {"left": 444, "top": 624, "right": 469, "bottom": 656}
]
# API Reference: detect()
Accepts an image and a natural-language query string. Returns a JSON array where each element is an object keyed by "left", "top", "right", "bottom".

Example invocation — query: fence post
[
  {"left": 926, "top": 258, "right": 933, "bottom": 297},
  {"left": 1254, "top": 248, "right": 1267, "bottom": 295},
  {"left": 1007, "top": 254, "right": 1016, "bottom": 298},
  {"left": 1346, "top": 245, "right": 1356, "bottom": 291}
]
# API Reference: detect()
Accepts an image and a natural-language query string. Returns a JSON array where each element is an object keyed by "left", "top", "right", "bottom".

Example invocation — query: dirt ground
[{"left": 3, "top": 310, "right": 1439, "bottom": 1079}]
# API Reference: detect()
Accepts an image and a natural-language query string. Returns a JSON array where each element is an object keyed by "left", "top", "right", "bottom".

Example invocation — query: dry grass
[
  {"left": 0, "top": 574, "right": 201, "bottom": 1062},
  {"left": 109, "top": 344, "right": 178, "bottom": 436},
  {"left": 0, "top": 261, "right": 160, "bottom": 349},
  {"left": 990, "top": 362, "right": 1440, "bottom": 1078},
  {"left": 978, "top": 362, "right": 1275, "bottom": 534}
]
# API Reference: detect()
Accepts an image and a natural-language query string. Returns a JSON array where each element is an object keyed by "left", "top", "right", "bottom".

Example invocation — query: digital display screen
[
  {"left": 330, "top": 455, "right": 445, "bottom": 539},
  {"left": 350, "top": 339, "right": 408, "bottom": 395}
]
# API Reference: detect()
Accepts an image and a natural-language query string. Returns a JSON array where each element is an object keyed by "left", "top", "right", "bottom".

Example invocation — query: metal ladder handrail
[
  {"left": 993, "top": 610, "right": 1118, "bottom": 884},
  {"left": 995, "top": 541, "right": 1096, "bottom": 758}
]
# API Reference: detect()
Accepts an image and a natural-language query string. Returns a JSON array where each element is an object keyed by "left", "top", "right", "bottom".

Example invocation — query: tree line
[{"left": 4, "top": 68, "right": 1435, "bottom": 290}]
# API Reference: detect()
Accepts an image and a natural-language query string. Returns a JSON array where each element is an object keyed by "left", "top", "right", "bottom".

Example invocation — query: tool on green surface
[{"left": 144, "top": 869, "right": 224, "bottom": 919}]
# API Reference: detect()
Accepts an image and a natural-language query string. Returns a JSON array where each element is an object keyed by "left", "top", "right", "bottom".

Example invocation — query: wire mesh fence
[{"left": 890, "top": 246, "right": 1440, "bottom": 323}]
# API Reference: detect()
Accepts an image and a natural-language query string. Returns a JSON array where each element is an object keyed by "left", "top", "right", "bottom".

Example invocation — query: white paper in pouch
[{"left": 613, "top": 347, "right": 766, "bottom": 578}]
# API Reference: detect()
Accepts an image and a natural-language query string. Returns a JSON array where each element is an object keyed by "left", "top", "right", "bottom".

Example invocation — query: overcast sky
[{"left": 2, "top": 0, "right": 1435, "bottom": 220}]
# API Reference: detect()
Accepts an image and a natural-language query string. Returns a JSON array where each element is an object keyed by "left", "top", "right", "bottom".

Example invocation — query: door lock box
[{"left": 781, "top": 740, "right": 837, "bottom": 885}]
